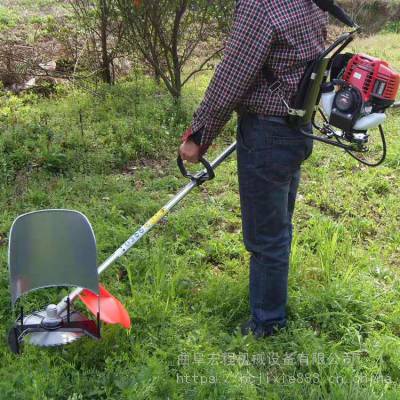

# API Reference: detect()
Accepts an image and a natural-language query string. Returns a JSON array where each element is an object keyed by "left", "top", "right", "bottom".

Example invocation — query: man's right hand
[{"left": 179, "top": 140, "right": 202, "bottom": 164}]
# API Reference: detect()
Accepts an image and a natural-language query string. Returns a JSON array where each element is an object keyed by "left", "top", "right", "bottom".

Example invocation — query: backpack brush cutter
[
  {"left": 281, "top": 2, "right": 400, "bottom": 166},
  {"left": 6, "top": 1, "right": 400, "bottom": 353}
]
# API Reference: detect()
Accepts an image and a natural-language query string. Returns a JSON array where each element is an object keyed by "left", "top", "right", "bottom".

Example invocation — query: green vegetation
[
  {"left": 0, "top": 33, "right": 400, "bottom": 399},
  {"left": 0, "top": 79, "right": 192, "bottom": 181},
  {"left": 385, "top": 20, "right": 400, "bottom": 34},
  {"left": 0, "top": 6, "right": 19, "bottom": 31}
]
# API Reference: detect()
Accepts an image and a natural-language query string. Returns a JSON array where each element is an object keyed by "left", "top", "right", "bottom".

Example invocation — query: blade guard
[{"left": 80, "top": 285, "right": 131, "bottom": 329}]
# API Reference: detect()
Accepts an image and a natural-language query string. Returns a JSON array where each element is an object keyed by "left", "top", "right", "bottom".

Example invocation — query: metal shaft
[{"left": 57, "top": 142, "right": 237, "bottom": 314}]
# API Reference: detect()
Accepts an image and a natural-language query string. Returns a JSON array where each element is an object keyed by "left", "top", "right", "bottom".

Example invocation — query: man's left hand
[{"left": 179, "top": 140, "right": 202, "bottom": 163}]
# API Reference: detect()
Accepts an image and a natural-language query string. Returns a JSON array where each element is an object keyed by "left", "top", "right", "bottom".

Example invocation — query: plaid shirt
[{"left": 191, "top": 0, "right": 328, "bottom": 146}]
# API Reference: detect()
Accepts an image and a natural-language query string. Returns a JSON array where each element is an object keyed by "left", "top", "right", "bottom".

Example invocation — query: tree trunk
[
  {"left": 100, "top": 0, "right": 112, "bottom": 84},
  {"left": 170, "top": 2, "right": 187, "bottom": 100}
]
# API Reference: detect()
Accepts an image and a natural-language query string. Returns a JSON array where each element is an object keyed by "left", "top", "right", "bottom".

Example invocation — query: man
[{"left": 179, "top": 0, "right": 328, "bottom": 337}]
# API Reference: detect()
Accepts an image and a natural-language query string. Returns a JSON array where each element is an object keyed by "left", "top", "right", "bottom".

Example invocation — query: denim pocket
[
  {"left": 237, "top": 114, "right": 270, "bottom": 152},
  {"left": 266, "top": 140, "right": 307, "bottom": 184},
  {"left": 237, "top": 115, "right": 271, "bottom": 170},
  {"left": 304, "top": 137, "right": 314, "bottom": 160},
  {"left": 264, "top": 124, "right": 309, "bottom": 184}
]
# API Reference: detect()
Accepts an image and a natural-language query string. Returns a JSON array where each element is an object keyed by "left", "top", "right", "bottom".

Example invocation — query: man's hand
[{"left": 179, "top": 140, "right": 202, "bottom": 163}]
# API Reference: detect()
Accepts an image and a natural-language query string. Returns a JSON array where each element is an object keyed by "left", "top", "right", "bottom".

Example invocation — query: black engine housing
[{"left": 329, "top": 86, "right": 363, "bottom": 132}]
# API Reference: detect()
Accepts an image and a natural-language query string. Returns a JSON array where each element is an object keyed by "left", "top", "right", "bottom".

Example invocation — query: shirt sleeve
[{"left": 191, "top": 0, "right": 275, "bottom": 146}]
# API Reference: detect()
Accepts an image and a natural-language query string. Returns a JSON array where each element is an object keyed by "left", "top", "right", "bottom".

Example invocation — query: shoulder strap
[{"left": 312, "top": 0, "right": 356, "bottom": 27}]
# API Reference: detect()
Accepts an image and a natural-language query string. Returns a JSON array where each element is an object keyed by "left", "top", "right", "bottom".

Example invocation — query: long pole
[{"left": 57, "top": 142, "right": 237, "bottom": 314}]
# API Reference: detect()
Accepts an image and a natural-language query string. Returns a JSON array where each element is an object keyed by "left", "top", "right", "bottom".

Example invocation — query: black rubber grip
[{"left": 177, "top": 155, "right": 215, "bottom": 183}]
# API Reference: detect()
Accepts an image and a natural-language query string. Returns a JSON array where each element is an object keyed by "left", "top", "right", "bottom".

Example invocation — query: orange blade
[{"left": 79, "top": 284, "right": 131, "bottom": 329}]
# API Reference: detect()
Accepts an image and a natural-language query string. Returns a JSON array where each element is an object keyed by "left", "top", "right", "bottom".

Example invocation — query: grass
[
  {"left": 0, "top": 5, "right": 19, "bottom": 31},
  {"left": 0, "top": 33, "right": 400, "bottom": 399}
]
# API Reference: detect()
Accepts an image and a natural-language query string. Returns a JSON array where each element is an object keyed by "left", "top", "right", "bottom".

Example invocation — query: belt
[
  {"left": 237, "top": 107, "right": 288, "bottom": 125},
  {"left": 256, "top": 115, "right": 288, "bottom": 124}
]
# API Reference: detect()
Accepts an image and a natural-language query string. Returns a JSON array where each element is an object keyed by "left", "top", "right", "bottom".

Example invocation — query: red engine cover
[{"left": 343, "top": 54, "right": 400, "bottom": 103}]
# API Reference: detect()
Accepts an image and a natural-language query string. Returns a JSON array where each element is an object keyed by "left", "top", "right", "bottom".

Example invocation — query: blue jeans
[{"left": 236, "top": 112, "right": 313, "bottom": 328}]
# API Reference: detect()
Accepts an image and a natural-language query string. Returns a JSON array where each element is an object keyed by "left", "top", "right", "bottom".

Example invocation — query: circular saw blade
[{"left": 23, "top": 310, "right": 87, "bottom": 347}]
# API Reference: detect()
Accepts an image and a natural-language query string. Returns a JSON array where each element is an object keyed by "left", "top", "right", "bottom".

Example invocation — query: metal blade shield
[{"left": 9, "top": 210, "right": 99, "bottom": 305}]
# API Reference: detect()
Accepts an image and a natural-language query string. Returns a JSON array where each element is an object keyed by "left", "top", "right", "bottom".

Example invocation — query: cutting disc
[{"left": 22, "top": 310, "right": 87, "bottom": 347}]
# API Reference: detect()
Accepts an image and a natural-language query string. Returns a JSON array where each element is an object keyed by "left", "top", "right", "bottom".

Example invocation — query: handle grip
[{"left": 177, "top": 155, "right": 215, "bottom": 183}]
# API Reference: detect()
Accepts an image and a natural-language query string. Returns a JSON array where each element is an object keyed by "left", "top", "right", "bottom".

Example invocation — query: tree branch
[{"left": 182, "top": 46, "right": 224, "bottom": 87}]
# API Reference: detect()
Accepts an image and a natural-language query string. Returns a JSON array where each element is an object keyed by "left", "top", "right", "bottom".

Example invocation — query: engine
[{"left": 321, "top": 54, "right": 400, "bottom": 140}]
